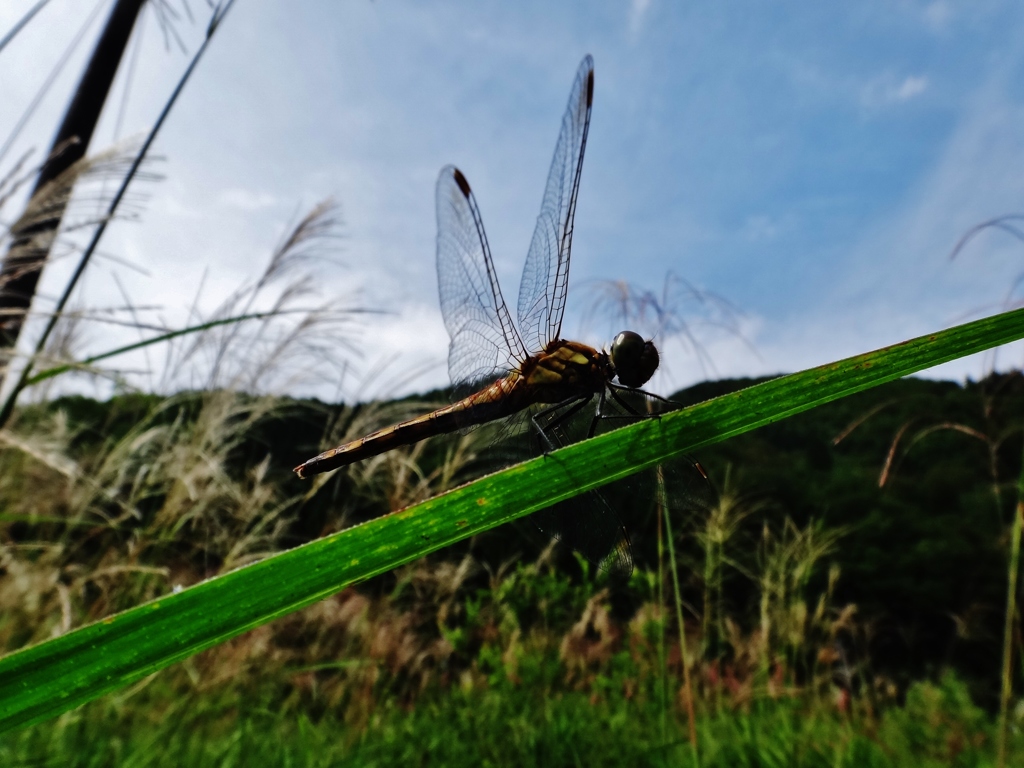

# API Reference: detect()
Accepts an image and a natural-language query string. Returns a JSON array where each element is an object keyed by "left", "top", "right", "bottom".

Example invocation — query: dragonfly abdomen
[{"left": 293, "top": 377, "right": 523, "bottom": 478}]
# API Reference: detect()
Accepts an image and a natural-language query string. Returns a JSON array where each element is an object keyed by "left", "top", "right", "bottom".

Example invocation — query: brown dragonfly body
[
  {"left": 293, "top": 56, "right": 704, "bottom": 575},
  {"left": 294, "top": 340, "right": 615, "bottom": 478}
]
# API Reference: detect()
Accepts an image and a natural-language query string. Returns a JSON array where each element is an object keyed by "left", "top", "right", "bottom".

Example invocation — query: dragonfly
[{"left": 295, "top": 56, "right": 710, "bottom": 574}]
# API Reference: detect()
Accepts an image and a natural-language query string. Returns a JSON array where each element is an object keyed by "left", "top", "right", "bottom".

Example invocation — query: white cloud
[
  {"left": 628, "top": 0, "right": 652, "bottom": 39},
  {"left": 861, "top": 73, "right": 929, "bottom": 108},
  {"left": 218, "top": 188, "right": 280, "bottom": 212},
  {"left": 8, "top": 0, "right": 1024, "bottom": 410},
  {"left": 802, "top": 57, "right": 1024, "bottom": 388},
  {"left": 740, "top": 214, "right": 780, "bottom": 243},
  {"left": 894, "top": 75, "right": 928, "bottom": 101},
  {"left": 346, "top": 302, "right": 449, "bottom": 401},
  {"left": 923, "top": 1, "right": 953, "bottom": 31}
]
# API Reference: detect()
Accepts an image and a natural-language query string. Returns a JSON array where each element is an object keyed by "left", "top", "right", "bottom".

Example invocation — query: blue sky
[{"left": 2, "top": 1, "right": 1024, "bottom": 400}]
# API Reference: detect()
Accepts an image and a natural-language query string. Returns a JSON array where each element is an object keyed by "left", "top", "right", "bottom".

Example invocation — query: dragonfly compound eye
[{"left": 610, "top": 330, "right": 659, "bottom": 388}]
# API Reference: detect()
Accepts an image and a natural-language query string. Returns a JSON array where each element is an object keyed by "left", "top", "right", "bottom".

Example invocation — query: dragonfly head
[{"left": 610, "top": 330, "right": 659, "bottom": 388}]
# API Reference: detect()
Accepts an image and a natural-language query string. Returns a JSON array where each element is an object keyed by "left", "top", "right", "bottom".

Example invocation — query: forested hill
[{"left": 672, "top": 373, "right": 1024, "bottom": 687}]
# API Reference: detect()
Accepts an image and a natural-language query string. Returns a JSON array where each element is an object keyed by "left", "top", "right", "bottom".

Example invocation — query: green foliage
[
  {"left": 682, "top": 373, "right": 1024, "bottom": 690},
  {"left": 1, "top": 306, "right": 1023, "bottom": 739},
  {"left": 1, "top": 670, "right": 1016, "bottom": 767},
  {"left": 879, "top": 673, "right": 992, "bottom": 766}
]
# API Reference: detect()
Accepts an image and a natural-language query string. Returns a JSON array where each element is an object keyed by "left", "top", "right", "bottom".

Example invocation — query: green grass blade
[
  {"left": 1, "top": 306, "right": 1022, "bottom": 733},
  {"left": 22, "top": 312, "right": 292, "bottom": 386}
]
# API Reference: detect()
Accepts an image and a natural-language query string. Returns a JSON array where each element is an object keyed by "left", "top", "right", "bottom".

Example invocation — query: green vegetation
[
  {"left": 2, "top": 364, "right": 1024, "bottom": 764},
  {"left": 3, "top": 308, "right": 1023, "bottom": 735},
  {"left": 1, "top": 668, "right": 1012, "bottom": 766},
  {"left": 5, "top": 5, "right": 1022, "bottom": 761}
]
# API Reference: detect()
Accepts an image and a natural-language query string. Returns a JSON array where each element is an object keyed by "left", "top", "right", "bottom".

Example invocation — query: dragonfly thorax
[
  {"left": 610, "top": 330, "right": 660, "bottom": 388},
  {"left": 518, "top": 339, "right": 614, "bottom": 404}
]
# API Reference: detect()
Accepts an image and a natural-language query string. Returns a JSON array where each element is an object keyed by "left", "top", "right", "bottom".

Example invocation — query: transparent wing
[
  {"left": 437, "top": 165, "right": 528, "bottom": 395},
  {"left": 531, "top": 490, "right": 634, "bottom": 577},
  {"left": 517, "top": 55, "right": 594, "bottom": 352},
  {"left": 475, "top": 393, "right": 634, "bottom": 577},
  {"left": 529, "top": 388, "right": 717, "bottom": 579},
  {"left": 529, "top": 392, "right": 634, "bottom": 577}
]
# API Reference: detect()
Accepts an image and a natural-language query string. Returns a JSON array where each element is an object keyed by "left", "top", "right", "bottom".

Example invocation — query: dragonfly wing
[
  {"left": 437, "top": 165, "right": 528, "bottom": 397},
  {"left": 532, "top": 491, "right": 634, "bottom": 578},
  {"left": 517, "top": 55, "right": 594, "bottom": 352},
  {"left": 529, "top": 388, "right": 716, "bottom": 578},
  {"left": 528, "top": 392, "right": 635, "bottom": 577}
]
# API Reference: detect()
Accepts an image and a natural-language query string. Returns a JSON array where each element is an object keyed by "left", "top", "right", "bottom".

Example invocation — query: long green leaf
[
  {"left": 23, "top": 311, "right": 298, "bottom": 386},
  {"left": 1, "top": 307, "right": 1022, "bottom": 732}
]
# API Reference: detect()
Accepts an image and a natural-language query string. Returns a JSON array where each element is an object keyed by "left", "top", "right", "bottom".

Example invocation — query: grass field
[{"left": 2, "top": 650, "right": 1015, "bottom": 766}]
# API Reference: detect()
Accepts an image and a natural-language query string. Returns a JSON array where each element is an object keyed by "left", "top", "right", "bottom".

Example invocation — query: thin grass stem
[
  {"left": 660, "top": 464, "right": 700, "bottom": 765},
  {"left": 997, "top": 453, "right": 1024, "bottom": 768},
  {"left": 656, "top": 468, "right": 668, "bottom": 747}
]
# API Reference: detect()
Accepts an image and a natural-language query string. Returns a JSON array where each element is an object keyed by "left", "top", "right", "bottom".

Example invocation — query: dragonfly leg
[
  {"left": 607, "top": 382, "right": 679, "bottom": 409},
  {"left": 606, "top": 385, "right": 643, "bottom": 417},
  {"left": 587, "top": 385, "right": 647, "bottom": 437},
  {"left": 608, "top": 383, "right": 684, "bottom": 418},
  {"left": 586, "top": 384, "right": 684, "bottom": 437},
  {"left": 531, "top": 395, "right": 593, "bottom": 453},
  {"left": 586, "top": 388, "right": 611, "bottom": 438}
]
